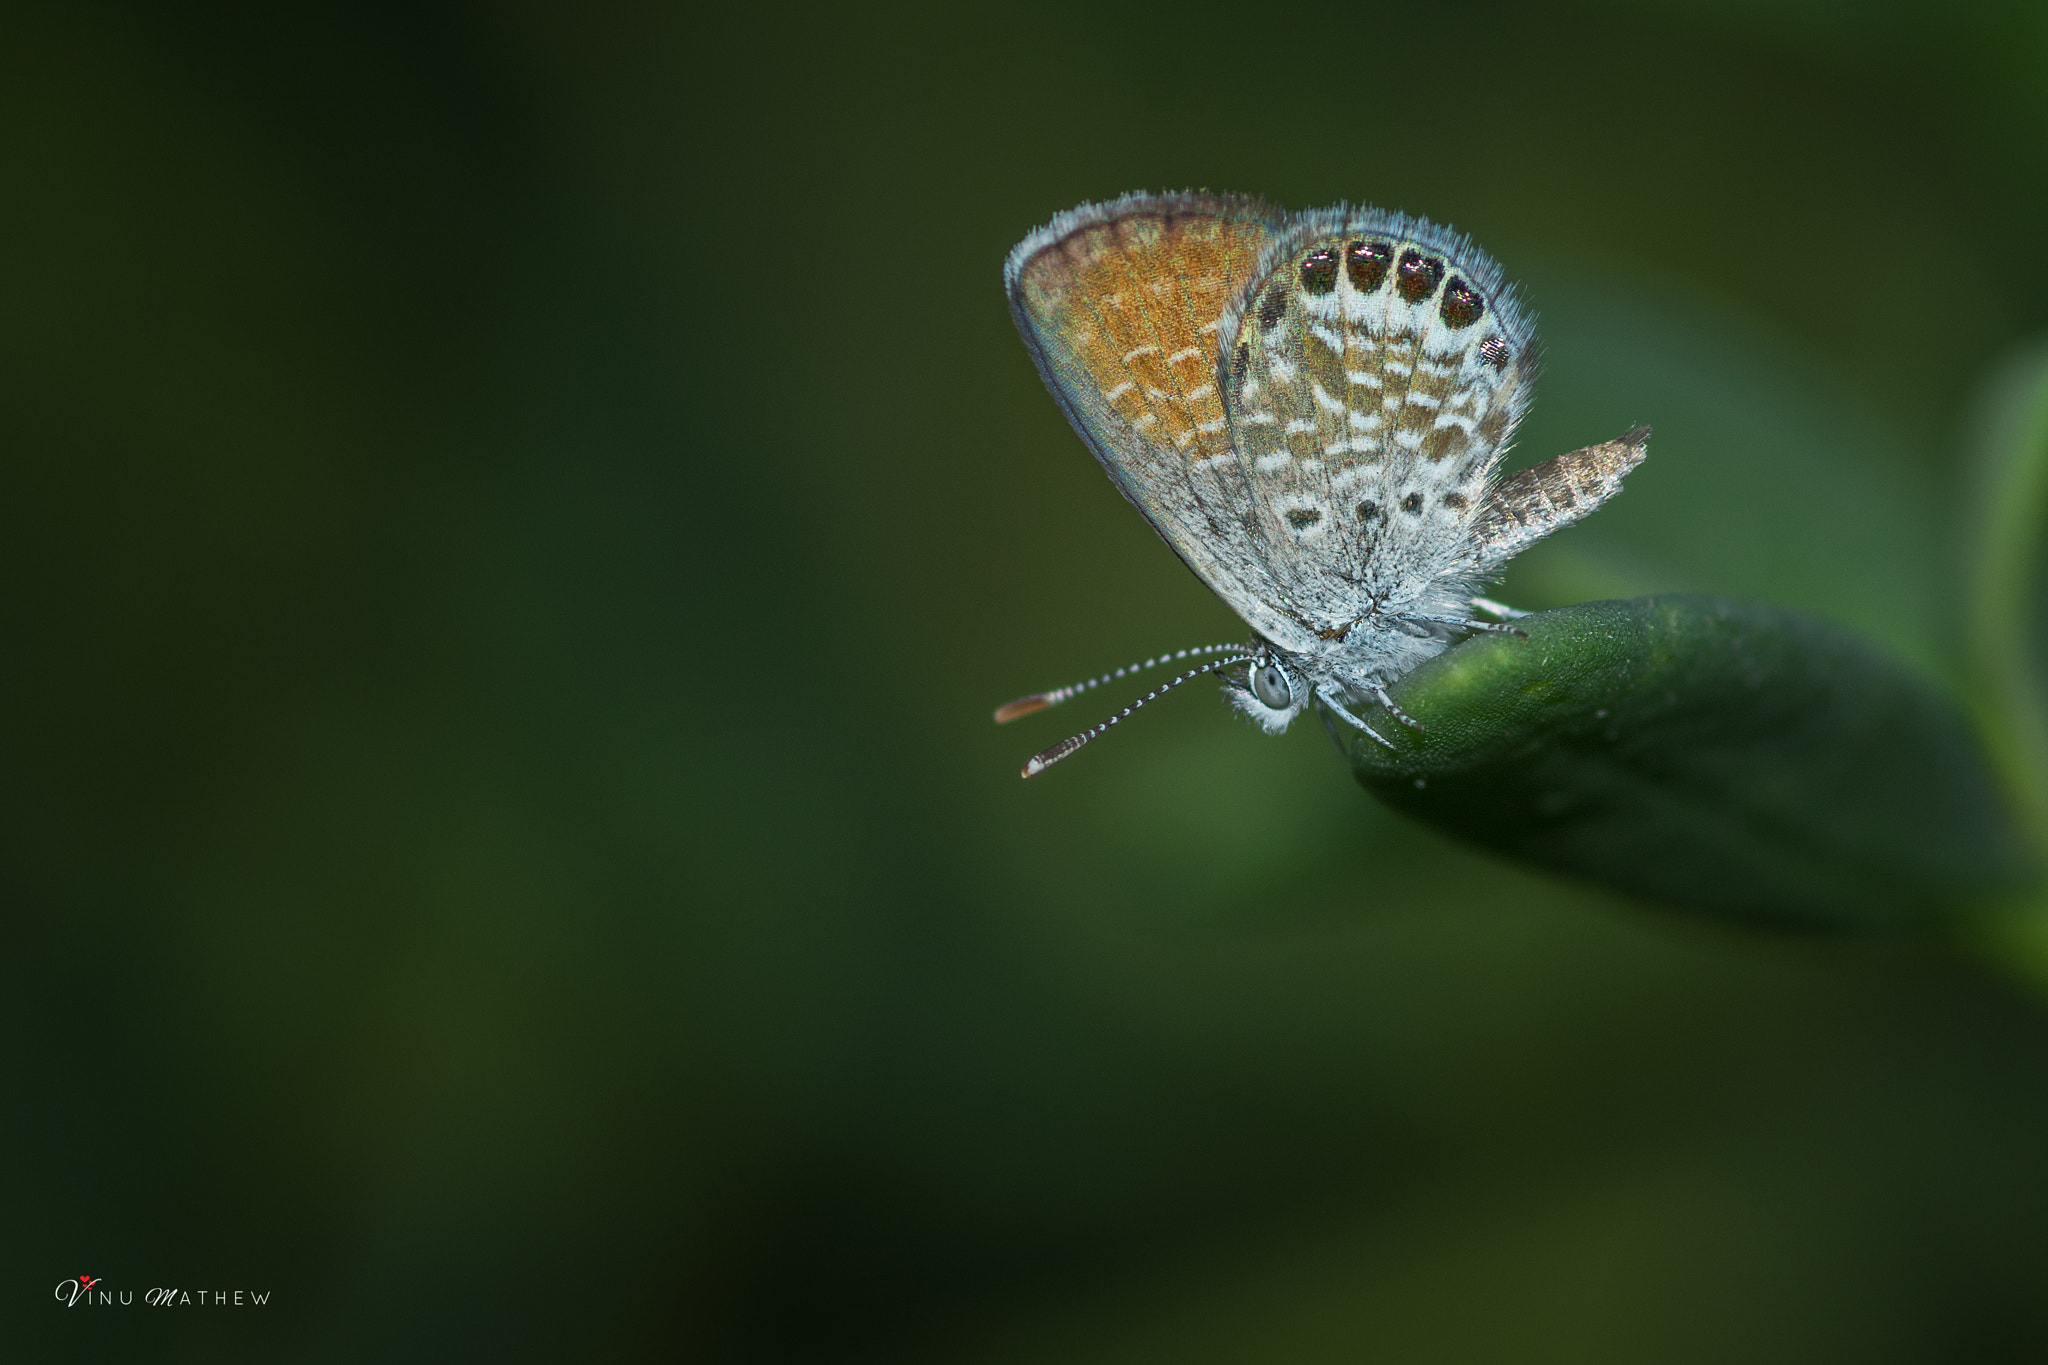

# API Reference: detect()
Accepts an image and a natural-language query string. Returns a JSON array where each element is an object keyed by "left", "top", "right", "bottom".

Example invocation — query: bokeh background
[{"left": 11, "top": 2, "right": 2048, "bottom": 1359}]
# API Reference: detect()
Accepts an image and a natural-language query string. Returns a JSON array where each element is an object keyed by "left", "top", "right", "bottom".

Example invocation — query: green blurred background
[{"left": 11, "top": 2, "right": 2048, "bottom": 1359}]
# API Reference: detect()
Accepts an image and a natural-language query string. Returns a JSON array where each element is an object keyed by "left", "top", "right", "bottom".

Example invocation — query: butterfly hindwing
[{"left": 1218, "top": 211, "right": 1539, "bottom": 630}]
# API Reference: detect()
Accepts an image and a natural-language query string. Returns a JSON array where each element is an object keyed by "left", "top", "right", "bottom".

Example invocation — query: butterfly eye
[{"left": 1251, "top": 662, "right": 1295, "bottom": 710}]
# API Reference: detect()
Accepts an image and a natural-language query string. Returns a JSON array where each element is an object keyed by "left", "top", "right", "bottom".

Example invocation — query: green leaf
[
  {"left": 1965, "top": 340, "right": 2048, "bottom": 851},
  {"left": 1346, "top": 596, "right": 2030, "bottom": 931},
  {"left": 1959, "top": 340, "right": 2048, "bottom": 986}
]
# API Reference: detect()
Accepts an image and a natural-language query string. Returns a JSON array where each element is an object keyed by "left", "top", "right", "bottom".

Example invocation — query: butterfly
[{"left": 995, "top": 192, "right": 1648, "bottom": 777}]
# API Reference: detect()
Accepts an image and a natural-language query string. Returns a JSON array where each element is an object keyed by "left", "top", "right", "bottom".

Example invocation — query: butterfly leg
[
  {"left": 1318, "top": 690, "right": 1396, "bottom": 751},
  {"left": 1399, "top": 612, "right": 1528, "bottom": 638},
  {"left": 1372, "top": 683, "right": 1424, "bottom": 732},
  {"left": 1469, "top": 595, "right": 1529, "bottom": 620}
]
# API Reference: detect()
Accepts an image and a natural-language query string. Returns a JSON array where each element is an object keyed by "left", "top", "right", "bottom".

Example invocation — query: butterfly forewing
[{"left": 1005, "top": 193, "right": 1316, "bottom": 650}]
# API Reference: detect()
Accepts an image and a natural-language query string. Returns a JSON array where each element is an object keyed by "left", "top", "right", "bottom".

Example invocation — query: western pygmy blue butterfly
[{"left": 996, "top": 192, "right": 1649, "bottom": 777}]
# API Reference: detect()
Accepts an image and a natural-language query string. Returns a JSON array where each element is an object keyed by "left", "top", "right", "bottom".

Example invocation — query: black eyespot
[
  {"left": 1299, "top": 248, "right": 1339, "bottom": 295},
  {"left": 1356, "top": 499, "right": 1380, "bottom": 522},
  {"left": 1401, "top": 492, "right": 1424, "bottom": 514},
  {"left": 1346, "top": 240, "right": 1393, "bottom": 292},
  {"left": 1285, "top": 507, "right": 1323, "bottom": 530},
  {"left": 1395, "top": 250, "right": 1445, "bottom": 304},
  {"left": 1256, "top": 284, "right": 1289, "bottom": 331},
  {"left": 1252, "top": 662, "right": 1293, "bottom": 709},
  {"left": 1439, "top": 277, "right": 1485, "bottom": 328},
  {"left": 1480, "top": 336, "right": 1511, "bottom": 369}
]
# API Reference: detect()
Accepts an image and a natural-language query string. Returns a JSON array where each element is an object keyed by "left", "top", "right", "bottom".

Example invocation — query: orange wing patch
[{"left": 1011, "top": 204, "right": 1276, "bottom": 466}]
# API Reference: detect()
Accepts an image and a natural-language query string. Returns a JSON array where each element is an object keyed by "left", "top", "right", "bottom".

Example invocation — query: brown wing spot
[
  {"left": 1442, "top": 490, "right": 1469, "bottom": 510},
  {"left": 1347, "top": 240, "right": 1393, "bottom": 292},
  {"left": 1477, "top": 406, "right": 1512, "bottom": 446},
  {"left": 1480, "top": 336, "right": 1511, "bottom": 369},
  {"left": 1286, "top": 506, "right": 1324, "bottom": 530},
  {"left": 1401, "top": 491, "right": 1424, "bottom": 515},
  {"left": 1440, "top": 277, "right": 1485, "bottom": 328},
  {"left": 1300, "top": 248, "right": 1339, "bottom": 295},
  {"left": 1233, "top": 340, "right": 1252, "bottom": 383},
  {"left": 1396, "top": 250, "right": 1445, "bottom": 304},
  {"left": 1356, "top": 499, "right": 1382, "bottom": 522},
  {"left": 1422, "top": 427, "right": 1470, "bottom": 463},
  {"left": 1256, "top": 283, "right": 1290, "bottom": 331}
]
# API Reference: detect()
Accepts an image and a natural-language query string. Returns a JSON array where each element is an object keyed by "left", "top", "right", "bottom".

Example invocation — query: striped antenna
[
  {"left": 1020, "top": 655, "right": 1252, "bottom": 779},
  {"left": 993, "top": 643, "right": 1247, "bottom": 723}
]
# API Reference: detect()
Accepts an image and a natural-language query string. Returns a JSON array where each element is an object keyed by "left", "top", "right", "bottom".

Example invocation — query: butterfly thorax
[{"left": 1226, "top": 565, "right": 1480, "bottom": 734}]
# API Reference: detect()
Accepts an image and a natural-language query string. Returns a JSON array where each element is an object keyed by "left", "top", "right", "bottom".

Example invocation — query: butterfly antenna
[
  {"left": 1020, "top": 655, "right": 1252, "bottom": 779},
  {"left": 993, "top": 643, "right": 1247, "bottom": 723}
]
